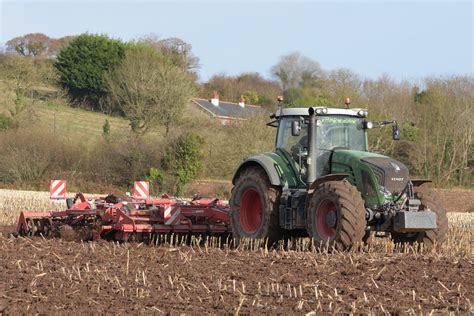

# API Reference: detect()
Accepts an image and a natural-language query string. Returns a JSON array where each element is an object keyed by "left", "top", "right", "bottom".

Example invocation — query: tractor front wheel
[
  {"left": 307, "top": 180, "right": 366, "bottom": 250},
  {"left": 230, "top": 167, "right": 282, "bottom": 245}
]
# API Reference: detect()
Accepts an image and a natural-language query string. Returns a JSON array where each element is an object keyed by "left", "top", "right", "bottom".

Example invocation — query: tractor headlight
[{"left": 363, "top": 121, "right": 373, "bottom": 129}]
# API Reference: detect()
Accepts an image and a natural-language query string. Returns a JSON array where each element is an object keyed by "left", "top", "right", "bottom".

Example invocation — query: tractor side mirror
[
  {"left": 291, "top": 120, "right": 301, "bottom": 136},
  {"left": 392, "top": 123, "right": 401, "bottom": 140}
]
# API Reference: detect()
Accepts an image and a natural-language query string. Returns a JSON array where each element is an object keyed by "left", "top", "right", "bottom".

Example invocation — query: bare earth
[
  {"left": 0, "top": 235, "right": 472, "bottom": 314},
  {"left": 0, "top": 188, "right": 472, "bottom": 314}
]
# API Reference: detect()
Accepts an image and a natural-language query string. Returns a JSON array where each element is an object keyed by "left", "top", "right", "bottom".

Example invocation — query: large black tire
[
  {"left": 392, "top": 186, "right": 448, "bottom": 247},
  {"left": 230, "top": 167, "right": 282, "bottom": 245},
  {"left": 307, "top": 180, "right": 366, "bottom": 250}
]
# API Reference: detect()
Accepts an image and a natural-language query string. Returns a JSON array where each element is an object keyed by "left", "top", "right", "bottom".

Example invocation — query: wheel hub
[
  {"left": 325, "top": 211, "right": 337, "bottom": 228},
  {"left": 315, "top": 199, "right": 338, "bottom": 240},
  {"left": 239, "top": 188, "right": 263, "bottom": 234}
]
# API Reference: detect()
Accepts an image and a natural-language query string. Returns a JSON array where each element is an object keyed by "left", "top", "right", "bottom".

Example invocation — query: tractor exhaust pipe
[{"left": 307, "top": 107, "right": 317, "bottom": 186}]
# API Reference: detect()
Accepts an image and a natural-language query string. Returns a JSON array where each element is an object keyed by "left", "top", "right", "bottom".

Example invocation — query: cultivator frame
[{"left": 16, "top": 182, "right": 231, "bottom": 242}]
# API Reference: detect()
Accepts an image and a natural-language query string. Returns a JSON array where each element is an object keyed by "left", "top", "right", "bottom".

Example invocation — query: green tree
[
  {"left": 202, "top": 72, "right": 281, "bottom": 108},
  {"left": 105, "top": 45, "right": 195, "bottom": 135},
  {"left": 243, "top": 90, "right": 259, "bottom": 105},
  {"left": 54, "top": 33, "right": 127, "bottom": 108},
  {"left": 146, "top": 167, "right": 164, "bottom": 193},
  {"left": 162, "top": 133, "right": 204, "bottom": 196}
]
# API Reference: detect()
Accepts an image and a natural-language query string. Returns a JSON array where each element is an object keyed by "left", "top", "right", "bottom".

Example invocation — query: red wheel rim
[
  {"left": 240, "top": 188, "right": 263, "bottom": 234},
  {"left": 316, "top": 199, "right": 338, "bottom": 240}
]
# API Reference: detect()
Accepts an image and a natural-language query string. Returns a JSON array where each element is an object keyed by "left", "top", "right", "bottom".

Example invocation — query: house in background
[{"left": 191, "top": 91, "right": 265, "bottom": 125}]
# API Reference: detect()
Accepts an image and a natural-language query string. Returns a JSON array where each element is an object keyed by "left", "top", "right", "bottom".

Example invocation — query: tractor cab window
[
  {"left": 276, "top": 117, "right": 308, "bottom": 155},
  {"left": 316, "top": 116, "right": 366, "bottom": 151},
  {"left": 276, "top": 115, "right": 367, "bottom": 180}
]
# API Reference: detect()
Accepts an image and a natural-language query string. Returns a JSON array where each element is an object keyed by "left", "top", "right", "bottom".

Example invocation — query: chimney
[
  {"left": 211, "top": 90, "right": 219, "bottom": 107},
  {"left": 238, "top": 95, "right": 245, "bottom": 108}
]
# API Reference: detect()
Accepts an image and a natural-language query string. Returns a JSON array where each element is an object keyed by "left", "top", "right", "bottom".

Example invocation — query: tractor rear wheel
[
  {"left": 391, "top": 186, "right": 448, "bottom": 247},
  {"left": 230, "top": 167, "right": 282, "bottom": 245},
  {"left": 307, "top": 180, "right": 366, "bottom": 250}
]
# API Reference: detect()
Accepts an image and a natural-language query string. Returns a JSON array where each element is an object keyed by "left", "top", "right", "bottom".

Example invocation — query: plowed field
[
  {"left": 0, "top": 189, "right": 472, "bottom": 314},
  {"left": 0, "top": 215, "right": 472, "bottom": 314}
]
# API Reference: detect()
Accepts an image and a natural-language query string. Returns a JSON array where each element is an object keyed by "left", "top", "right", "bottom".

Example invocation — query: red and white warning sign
[
  {"left": 164, "top": 205, "right": 181, "bottom": 225},
  {"left": 133, "top": 181, "right": 150, "bottom": 199},
  {"left": 50, "top": 180, "right": 67, "bottom": 199}
]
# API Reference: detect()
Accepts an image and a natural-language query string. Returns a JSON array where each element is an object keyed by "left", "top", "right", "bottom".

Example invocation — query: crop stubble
[{"left": 0, "top": 189, "right": 472, "bottom": 314}]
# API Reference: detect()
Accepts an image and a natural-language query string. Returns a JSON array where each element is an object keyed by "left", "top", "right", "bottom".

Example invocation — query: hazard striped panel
[
  {"left": 134, "top": 181, "right": 150, "bottom": 200},
  {"left": 50, "top": 180, "right": 66, "bottom": 199},
  {"left": 164, "top": 205, "right": 181, "bottom": 225}
]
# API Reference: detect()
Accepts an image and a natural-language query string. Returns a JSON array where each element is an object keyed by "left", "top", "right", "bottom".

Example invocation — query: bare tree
[
  {"left": 105, "top": 46, "right": 195, "bottom": 135},
  {"left": 138, "top": 34, "right": 199, "bottom": 71},
  {"left": 6, "top": 33, "right": 51, "bottom": 57},
  {"left": 271, "top": 52, "right": 323, "bottom": 90},
  {"left": 5, "top": 33, "right": 76, "bottom": 58}
]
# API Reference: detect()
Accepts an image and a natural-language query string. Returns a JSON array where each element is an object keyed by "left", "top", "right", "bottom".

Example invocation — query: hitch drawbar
[{"left": 393, "top": 211, "right": 437, "bottom": 232}]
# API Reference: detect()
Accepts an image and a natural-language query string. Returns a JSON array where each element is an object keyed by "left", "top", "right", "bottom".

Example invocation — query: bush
[
  {"left": 85, "top": 134, "right": 162, "bottom": 188},
  {"left": 0, "top": 114, "right": 13, "bottom": 130},
  {"left": 54, "top": 34, "right": 127, "bottom": 108},
  {"left": 0, "top": 128, "right": 83, "bottom": 184},
  {"left": 162, "top": 133, "right": 205, "bottom": 196}
]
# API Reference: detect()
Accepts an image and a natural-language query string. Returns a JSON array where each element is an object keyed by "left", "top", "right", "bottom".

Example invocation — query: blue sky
[{"left": 1, "top": 1, "right": 472, "bottom": 82}]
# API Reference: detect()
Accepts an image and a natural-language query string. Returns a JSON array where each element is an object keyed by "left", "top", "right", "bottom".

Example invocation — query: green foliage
[
  {"left": 102, "top": 119, "right": 110, "bottom": 138},
  {"left": 413, "top": 87, "right": 428, "bottom": 104},
  {"left": 162, "top": 133, "right": 205, "bottom": 196},
  {"left": 399, "top": 122, "right": 420, "bottom": 142},
  {"left": 203, "top": 73, "right": 281, "bottom": 108},
  {"left": 243, "top": 91, "right": 259, "bottom": 105},
  {"left": 293, "top": 96, "right": 333, "bottom": 108},
  {"left": 0, "top": 114, "right": 13, "bottom": 131},
  {"left": 145, "top": 167, "right": 164, "bottom": 193},
  {"left": 54, "top": 33, "right": 127, "bottom": 107}
]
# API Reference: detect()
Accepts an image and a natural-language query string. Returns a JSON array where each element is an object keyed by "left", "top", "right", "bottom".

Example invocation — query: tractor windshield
[
  {"left": 316, "top": 116, "right": 366, "bottom": 151},
  {"left": 276, "top": 116, "right": 366, "bottom": 153}
]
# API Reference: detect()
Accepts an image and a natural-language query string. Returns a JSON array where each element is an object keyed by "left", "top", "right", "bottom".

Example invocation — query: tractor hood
[{"left": 331, "top": 149, "right": 410, "bottom": 196}]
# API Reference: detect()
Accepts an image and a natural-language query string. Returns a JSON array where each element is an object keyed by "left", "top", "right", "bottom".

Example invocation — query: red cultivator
[{"left": 16, "top": 181, "right": 230, "bottom": 242}]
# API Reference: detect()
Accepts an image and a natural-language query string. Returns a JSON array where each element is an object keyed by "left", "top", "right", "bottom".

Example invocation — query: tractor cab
[{"left": 271, "top": 107, "right": 371, "bottom": 182}]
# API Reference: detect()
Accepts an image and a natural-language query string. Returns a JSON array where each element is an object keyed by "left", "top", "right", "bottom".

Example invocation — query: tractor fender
[
  {"left": 232, "top": 155, "right": 283, "bottom": 186},
  {"left": 411, "top": 179, "right": 432, "bottom": 187},
  {"left": 307, "top": 173, "right": 349, "bottom": 194}
]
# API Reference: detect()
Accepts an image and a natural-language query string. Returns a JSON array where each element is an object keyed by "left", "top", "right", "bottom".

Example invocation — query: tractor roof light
[
  {"left": 315, "top": 107, "right": 328, "bottom": 115},
  {"left": 357, "top": 109, "right": 368, "bottom": 117}
]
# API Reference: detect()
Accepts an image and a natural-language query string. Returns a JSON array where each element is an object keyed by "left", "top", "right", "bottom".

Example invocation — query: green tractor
[{"left": 230, "top": 98, "right": 448, "bottom": 249}]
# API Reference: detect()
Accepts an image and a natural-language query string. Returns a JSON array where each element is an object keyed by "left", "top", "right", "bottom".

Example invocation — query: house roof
[{"left": 191, "top": 98, "right": 265, "bottom": 120}]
